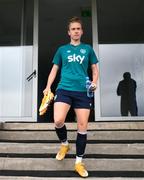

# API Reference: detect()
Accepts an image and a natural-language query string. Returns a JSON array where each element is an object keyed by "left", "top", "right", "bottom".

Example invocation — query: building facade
[{"left": 0, "top": 0, "right": 144, "bottom": 122}]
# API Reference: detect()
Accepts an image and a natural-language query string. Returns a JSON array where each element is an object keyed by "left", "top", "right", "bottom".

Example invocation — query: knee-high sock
[
  {"left": 55, "top": 124, "right": 67, "bottom": 142},
  {"left": 76, "top": 132, "right": 87, "bottom": 157}
]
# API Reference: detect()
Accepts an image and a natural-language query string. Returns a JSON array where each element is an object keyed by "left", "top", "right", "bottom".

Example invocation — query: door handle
[{"left": 26, "top": 70, "right": 36, "bottom": 81}]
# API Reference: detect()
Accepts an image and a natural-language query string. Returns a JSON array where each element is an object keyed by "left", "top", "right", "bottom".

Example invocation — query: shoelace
[
  {"left": 77, "top": 163, "right": 86, "bottom": 172},
  {"left": 59, "top": 146, "right": 68, "bottom": 154}
]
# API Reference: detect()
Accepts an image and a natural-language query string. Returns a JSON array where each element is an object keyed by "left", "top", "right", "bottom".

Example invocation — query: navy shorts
[{"left": 54, "top": 89, "right": 93, "bottom": 109}]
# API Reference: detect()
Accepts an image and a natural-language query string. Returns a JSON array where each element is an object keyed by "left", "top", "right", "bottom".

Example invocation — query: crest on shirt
[
  {"left": 67, "top": 50, "right": 71, "bottom": 53},
  {"left": 80, "top": 49, "right": 86, "bottom": 54}
]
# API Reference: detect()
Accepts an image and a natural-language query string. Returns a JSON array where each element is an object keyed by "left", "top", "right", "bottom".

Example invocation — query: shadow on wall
[{"left": 117, "top": 72, "right": 138, "bottom": 116}]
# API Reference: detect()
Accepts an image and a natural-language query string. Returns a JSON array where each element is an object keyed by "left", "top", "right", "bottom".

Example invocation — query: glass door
[
  {"left": 0, "top": 0, "right": 38, "bottom": 121},
  {"left": 95, "top": 0, "right": 144, "bottom": 120}
]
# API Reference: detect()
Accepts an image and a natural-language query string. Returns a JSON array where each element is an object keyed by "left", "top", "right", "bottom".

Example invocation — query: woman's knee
[
  {"left": 54, "top": 116, "right": 65, "bottom": 128},
  {"left": 78, "top": 122, "right": 88, "bottom": 132}
]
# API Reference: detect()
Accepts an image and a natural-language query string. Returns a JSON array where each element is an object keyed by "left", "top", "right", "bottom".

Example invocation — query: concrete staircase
[{"left": 0, "top": 121, "right": 144, "bottom": 179}]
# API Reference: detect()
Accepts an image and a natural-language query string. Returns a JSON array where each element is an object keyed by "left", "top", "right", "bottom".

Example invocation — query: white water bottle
[{"left": 86, "top": 76, "right": 93, "bottom": 97}]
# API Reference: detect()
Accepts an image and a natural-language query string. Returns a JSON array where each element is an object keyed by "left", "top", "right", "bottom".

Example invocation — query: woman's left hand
[{"left": 90, "top": 82, "right": 97, "bottom": 91}]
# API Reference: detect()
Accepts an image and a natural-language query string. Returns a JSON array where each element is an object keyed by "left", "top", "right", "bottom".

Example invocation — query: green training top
[{"left": 53, "top": 43, "right": 98, "bottom": 91}]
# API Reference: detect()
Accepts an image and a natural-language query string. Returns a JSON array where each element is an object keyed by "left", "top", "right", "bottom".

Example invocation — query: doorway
[{"left": 38, "top": 0, "right": 93, "bottom": 122}]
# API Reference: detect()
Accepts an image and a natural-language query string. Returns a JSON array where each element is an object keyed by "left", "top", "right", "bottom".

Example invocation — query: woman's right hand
[{"left": 43, "top": 88, "right": 51, "bottom": 96}]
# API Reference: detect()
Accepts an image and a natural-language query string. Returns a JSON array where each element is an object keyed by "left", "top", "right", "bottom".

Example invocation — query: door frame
[{"left": 32, "top": 0, "right": 38, "bottom": 121}]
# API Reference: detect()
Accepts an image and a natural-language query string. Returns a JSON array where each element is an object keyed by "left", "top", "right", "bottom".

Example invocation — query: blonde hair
[{"left": 67, "top": 16, "right": 83, "bottom": 30}]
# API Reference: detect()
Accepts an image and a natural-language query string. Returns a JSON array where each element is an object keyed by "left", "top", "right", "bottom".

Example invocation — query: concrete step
[
  {"left": 0, "top": 158, "right": 144, "bottom": 171},
  {"left": 1, "top": 122, "right": 144, "bottom": 130},
  {"left": 0, "top": 122, "right": 144, "bottom": 178},
  {"left": 1, "top": 177, "right": 144, "bottom": 180},
  {"left": 0, "top": 143, "right": 144, "bottom": 156},
  {"left": 0, "top": 130, "right": 144, "bottom": 142}
]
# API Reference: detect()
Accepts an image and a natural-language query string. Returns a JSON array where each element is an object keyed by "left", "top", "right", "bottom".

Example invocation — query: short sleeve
[
  {"left": 52, "top": 47, "right": 62, "bottom": 66},
  {"left": 89, "top": 46, "right": 99, "bottom": 65}
]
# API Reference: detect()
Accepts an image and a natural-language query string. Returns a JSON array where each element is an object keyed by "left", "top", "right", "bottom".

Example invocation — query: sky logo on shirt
[{"left": 68, "top": 54, "right": 85, "bottom": 64}]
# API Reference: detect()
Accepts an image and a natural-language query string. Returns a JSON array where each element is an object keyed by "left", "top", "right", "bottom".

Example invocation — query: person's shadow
[{"left": 117, "top": 72, "right": 138, "bottom": 116}]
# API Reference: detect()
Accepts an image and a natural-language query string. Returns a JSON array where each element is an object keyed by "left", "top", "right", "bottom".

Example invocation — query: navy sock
[
  {"left": 55, "top": 124, "right": 67, "bottom": 142},
  {"left": 76, "top": 132, "right": 87, "bottom": 157}
]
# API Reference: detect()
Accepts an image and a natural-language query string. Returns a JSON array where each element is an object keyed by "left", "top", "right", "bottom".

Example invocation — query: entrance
[{"left": 38, "top": 0, "right": 93, "bottom": 122}]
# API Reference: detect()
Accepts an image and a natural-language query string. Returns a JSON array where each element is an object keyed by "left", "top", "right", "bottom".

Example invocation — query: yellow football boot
[
  {"left": 56, "top": 144, "right": 70, "bottom": 160},
  {"left": 39, "top": 107, "right": 47, "bottom": 115},
  {"left": 39, "top": 91, "right": 54, "bottom": 115},
  {"left": 75, "top": 162, "right": 88, "bottom": 178}
]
